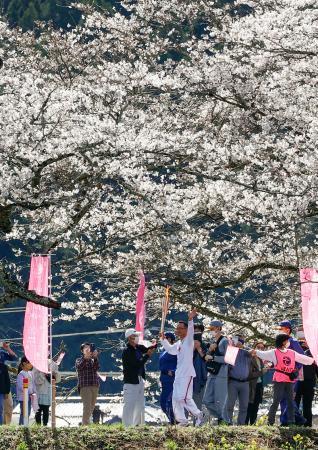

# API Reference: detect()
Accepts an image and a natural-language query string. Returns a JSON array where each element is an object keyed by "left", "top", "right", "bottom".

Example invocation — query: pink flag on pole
[
  {"left": 300, "top": 268, "right": 318, "bottom": 363},
  {"left": 224, "top": 345, "right": 239, "bottom": 366},
  {"left": 135, "top": 271, "right": 146, "bottom": 341},
  {"left": 23, "top": 256, "right": 49, "bottom": 373}
]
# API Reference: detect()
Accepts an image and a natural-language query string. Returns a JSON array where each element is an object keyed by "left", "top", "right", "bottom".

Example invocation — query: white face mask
[{"left": 134, "top": 336, "right": 139, "bottom": 345}]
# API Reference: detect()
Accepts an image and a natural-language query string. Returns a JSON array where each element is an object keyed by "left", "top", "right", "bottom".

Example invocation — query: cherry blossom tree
[{"left": 1, "top": 0, "right": 317, "bottom": 341}]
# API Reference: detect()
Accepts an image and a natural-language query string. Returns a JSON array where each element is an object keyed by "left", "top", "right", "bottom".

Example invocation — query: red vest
[{"left": 273, "top": 348, "right": 295, "bottom": 383}]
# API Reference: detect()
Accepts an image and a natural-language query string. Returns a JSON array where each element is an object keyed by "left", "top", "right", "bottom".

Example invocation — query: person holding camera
[
  {"left": 202, "top": 320, "right": 229, "bottom": 424},
  {"left": 0, "top": 342, "right": 17, "bottom": 425},
  {"left": 76, "top": 342, "right": 100, "bottom": 425},
  {"left": 253, "top": 334, "right": 314, "bottom": 426},
  {"left": 122, "top": 329, "right": 156, "bottom": 426}
]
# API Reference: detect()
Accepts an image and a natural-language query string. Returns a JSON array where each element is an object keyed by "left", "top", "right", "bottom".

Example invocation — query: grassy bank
[{"left": 0, "top": 425, "right": 318, "bottom": 450}]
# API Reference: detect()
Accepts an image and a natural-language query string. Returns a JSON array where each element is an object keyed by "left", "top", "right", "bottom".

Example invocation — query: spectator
[
  {"left": 3, "top": 366, "right": 18, "bottom": 425},
  {"left": 16, "top": 356, "right": 36, "bottom": 425},
  {"left": 254, "top": 334, "right": 314, "bottom": 426},
  {"left": 295, "top": 340, "right": 318, "bottom": 427},
  {"left": 193, "top": 324, "right": 208, "bottom": 411},
  {"left": 202, "top": 320, "right": 229, "bottom": 424},
  {"left": 245, "top": 342, "right": 267, "bottom": 425},
  {"left": 277, "top": 320, "right": 306, "bottom": 425},
  {"left": 33, "top": 360, "right": 60, "bottom": 426},
  {"left": 159, "top": 332, "right": 177, "bottom": 424},
  {"left": 226, "top": 337, "right": 251, "bottom": 425},
  {"left": 76, "top": 342, "right": 100, "bottom": 426},
  {"left": 0, "top": 342, "right": 17, "bottom": 425},
  {"left": 122, "top": 329, "right": 156, "bottom": 426}
]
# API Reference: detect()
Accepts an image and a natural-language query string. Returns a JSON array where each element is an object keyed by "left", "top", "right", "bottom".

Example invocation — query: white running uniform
[{"left": 161, "top": 319, "right": 201, "bottom": 424}]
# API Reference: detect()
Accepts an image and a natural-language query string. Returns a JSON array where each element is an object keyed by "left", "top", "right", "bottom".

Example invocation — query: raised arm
[
  {"left": 184, "top": 308, "right": 197, "bottom": 346},
  {"left": 184, "top": 319, "right": 194, "bottom": 346}
]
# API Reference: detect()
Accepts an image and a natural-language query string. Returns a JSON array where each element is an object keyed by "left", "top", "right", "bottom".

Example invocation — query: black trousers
[
  {"left": 268, "top": 382, "right": 294, "bottom": 425},
  {"left": 35, "top": 404, "right": 50, "bottom": 426},
  {"left": 245, "top": 383, "right": 263, "bottom": 425},
  {"left": 295, "top": 380, "right": 315, "bottom": 427}
]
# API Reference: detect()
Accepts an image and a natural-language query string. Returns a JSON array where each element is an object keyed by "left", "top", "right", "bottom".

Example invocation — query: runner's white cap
[{"left": 125, "top": 328, "right": 141, "bottom": 339}]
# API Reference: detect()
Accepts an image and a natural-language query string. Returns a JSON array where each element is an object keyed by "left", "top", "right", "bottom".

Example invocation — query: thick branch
[{"left": 0, "top": 266, "right": 60, "bottom": 309}]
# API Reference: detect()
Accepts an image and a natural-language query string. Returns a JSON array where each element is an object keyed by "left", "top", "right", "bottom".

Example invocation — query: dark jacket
[
  {"left": 302, "top": 349, "right": 318, "bottom": 384},
  {"left": 122, "top": 344, "right": 149, "bottom": 384},
  {"left": 193, "top": 341, "right": 208, "bottom": 393},
  {"left": 0, "top": 350, "right": 17, "bottom": 395},
  {"left": 248, "top": 356, "right": 264, "bottom": 403},
  {"left": 0, "top": 363, "right": 10, "bottom": 394}
]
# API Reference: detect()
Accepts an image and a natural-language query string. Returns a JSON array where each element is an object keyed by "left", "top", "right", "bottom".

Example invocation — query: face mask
[{"left": 134, "top": 336, "right": 139, "bottom": 345}]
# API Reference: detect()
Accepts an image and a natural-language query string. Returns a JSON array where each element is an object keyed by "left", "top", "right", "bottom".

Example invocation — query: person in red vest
[{"left": 252, "top": 334, "right": 314, "bottom": 426}]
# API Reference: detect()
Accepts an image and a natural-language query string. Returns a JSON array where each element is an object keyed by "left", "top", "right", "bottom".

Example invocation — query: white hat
[{"left": 125, "top": 328, "right": 140, "bottom": 339}]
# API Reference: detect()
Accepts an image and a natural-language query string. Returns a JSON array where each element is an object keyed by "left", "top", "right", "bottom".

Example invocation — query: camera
[
  {"left": 90, "top": 343, "right": 96, "bottom": 353},
  {"left": 148, "top": 343, "right": 158, "bottom": 350}
]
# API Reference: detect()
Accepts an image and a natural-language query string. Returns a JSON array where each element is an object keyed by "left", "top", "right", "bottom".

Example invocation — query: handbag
[{"left": 275, "top": 368, "right": 299, "bottom": 381}]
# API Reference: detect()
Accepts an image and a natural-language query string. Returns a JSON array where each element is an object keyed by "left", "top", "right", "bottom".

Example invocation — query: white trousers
[
  {"left": 122, "top": 377, "right": 145, "bottom": 426},
  {"left": 172, "top": 376, "right": 201, "bottom": 424}
]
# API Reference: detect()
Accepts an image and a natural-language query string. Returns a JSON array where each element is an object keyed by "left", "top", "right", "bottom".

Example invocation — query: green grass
[{"left": 0, "top": 425, "right": 317, "bottom": 450}]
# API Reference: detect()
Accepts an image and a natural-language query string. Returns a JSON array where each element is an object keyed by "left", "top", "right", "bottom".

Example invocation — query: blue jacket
[
  {"left": 193, "top": 345, "right": 208, "bottom": 393},
  {"left": 229, "top": 349, "right": 251, "bottom": 381},
  {"left": 289, "top": 337, "right": 304, "bottom": 370},
  {"left": 159, "top": 350, "right": 177, "bottom": 383},
  {"left": 0, "top": 349, "right": 16, "bottom": 365}
]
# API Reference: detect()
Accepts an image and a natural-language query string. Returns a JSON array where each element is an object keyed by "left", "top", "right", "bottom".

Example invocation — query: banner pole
[
  {"left": 48, "top": 253, "right": 56, "bottom": 429},
  {"left": 23, "top": 377, "right": 29, "bottom": 426}
]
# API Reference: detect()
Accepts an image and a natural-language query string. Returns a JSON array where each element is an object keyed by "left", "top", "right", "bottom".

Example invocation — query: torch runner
[{"left": 160, "top": 285, "right": 170, "bottom": 334}]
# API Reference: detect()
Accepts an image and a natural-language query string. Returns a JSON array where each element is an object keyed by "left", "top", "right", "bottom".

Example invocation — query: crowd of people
[
  {"left": 0, "top": 344, "right": 60, "bottom": 426},
  {"left": 121, "top": 310, "right": 317, "bottom": 428},
  {"left": 0, "top": 310, "right": 317, "bottom": 427}
]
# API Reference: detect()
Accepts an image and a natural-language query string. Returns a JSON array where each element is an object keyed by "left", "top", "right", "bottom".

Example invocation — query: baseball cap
[
  {"left": 209, "top": 320, "right": 223, "bottom": 328},
  {"left": 125, "top": 329, "right": 141, "bottom": 339},
  {"left": 278, "top": 320, "right": 292, "bottom": 330},
  {"left": 165, "top": 332, "right": 176, "bottom": 341}
]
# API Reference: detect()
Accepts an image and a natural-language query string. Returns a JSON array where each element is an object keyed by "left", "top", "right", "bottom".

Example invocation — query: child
[
  {"left": 33, "top": 361, "right": 60, "bottom": 426},
  {"left": 254, "top": 334, "right": 314, "bottom": 425},
  {"left": 16, "top": 356, "right": 36, "bottom": 425}
]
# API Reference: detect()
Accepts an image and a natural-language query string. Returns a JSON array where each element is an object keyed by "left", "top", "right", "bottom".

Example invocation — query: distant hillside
[{"left": 0, "top": 0, "right": 115, "bottom": 29}]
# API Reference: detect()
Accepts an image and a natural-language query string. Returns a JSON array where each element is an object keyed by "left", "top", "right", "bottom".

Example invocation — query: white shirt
[
  {"left": 255, "top": 348, "right": 314, "bottom": 366},
  {"left": 161, "top": 319, "right": 196, "bottom": 379}
]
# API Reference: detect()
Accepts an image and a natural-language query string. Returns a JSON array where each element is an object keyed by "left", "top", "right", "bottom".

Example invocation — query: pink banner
[
  {"left": 23, "top": 256, "right": 49, "bottom": 373},
  {"left": 224, "top": 345, "right": 239, "bottom": 366},
  {"left": 135, "top": 271, "right": 146, "bottom": 341},
  {"left": 300, "top": 268, "right": 318, "bottom": 363}
]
